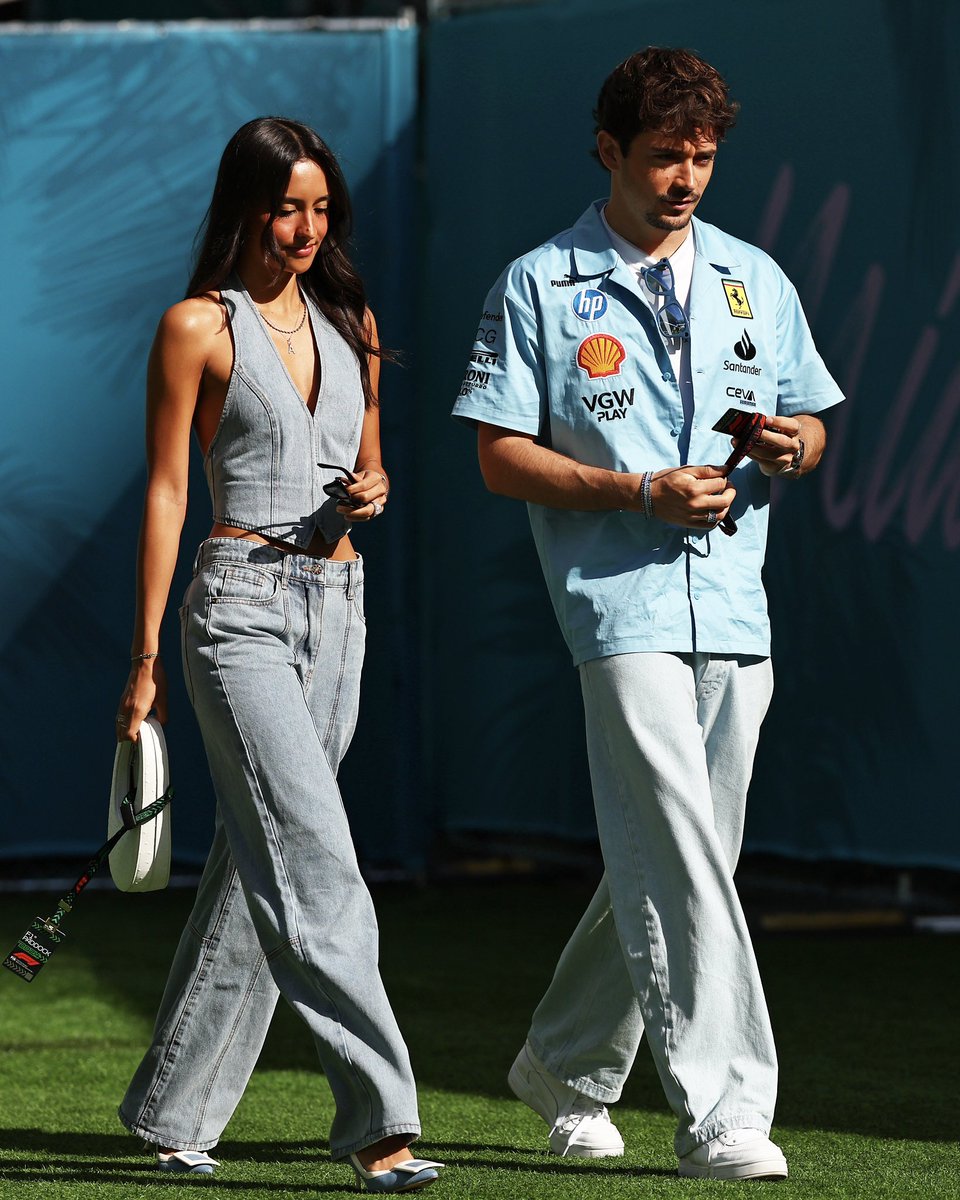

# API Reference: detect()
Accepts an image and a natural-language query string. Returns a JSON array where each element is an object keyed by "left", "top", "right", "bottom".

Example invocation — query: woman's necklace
[{"left": 257, "top": 295, "right": 307, "bottom": 354}]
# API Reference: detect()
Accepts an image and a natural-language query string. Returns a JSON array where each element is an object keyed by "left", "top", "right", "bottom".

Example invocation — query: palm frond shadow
[
  {"left": 14, "top": 35, "right": 410, "bottom": 390},
  {"left": 0, "top": 461, "right": 214, "bottom": 859},
  {"left": 1, "top": 28, "right": 421, "bottom": 870},
  {"left": 0, "top": 452, "right": 79, "bottom": 611}
]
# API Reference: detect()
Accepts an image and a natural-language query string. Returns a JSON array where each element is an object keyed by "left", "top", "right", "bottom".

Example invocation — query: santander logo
[
  {"left": 735, "top": 330, "right": 757, "bottom": 360},
  {"left": 758, "top": 164, "right": 960, "bottom": 548}
]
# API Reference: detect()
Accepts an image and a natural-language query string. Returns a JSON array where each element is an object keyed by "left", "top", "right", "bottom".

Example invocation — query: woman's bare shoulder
[{"left": 156, "top": 293, "right": 228, "bottom": 346}]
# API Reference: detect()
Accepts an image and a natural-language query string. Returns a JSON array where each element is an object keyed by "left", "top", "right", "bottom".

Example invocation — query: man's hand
[
  {"left": 650, "top": 465, "right": 735, "bottom": 529},
  {"left": 478, "top": 425, "right": 738, "bottom": 525},
  {"left": 744, "top": 414, "right": 826, "bottom": 477}
]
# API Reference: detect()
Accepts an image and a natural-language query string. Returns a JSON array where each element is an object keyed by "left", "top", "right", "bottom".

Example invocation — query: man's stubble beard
[{"left": 644, "top": 210, "right": 694, "bottom": 232}]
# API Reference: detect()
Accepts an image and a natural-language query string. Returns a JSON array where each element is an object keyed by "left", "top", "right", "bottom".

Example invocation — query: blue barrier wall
[
  {"left": 2, "top": 1, "right": 959, "bottom": 872},
  {"left": 420, "top": 0, "right": 960, "bottom": 869},
  {"left": 0, "top": 21, "right": 419, "bottom": 865}
]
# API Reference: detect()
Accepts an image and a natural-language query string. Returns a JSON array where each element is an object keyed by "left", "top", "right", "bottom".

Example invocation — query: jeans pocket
[
  {"left": 204, "top": 566, "right": 289, "bottom": 642},
  {"left": 208, "top": 564, "right": 280, "bottom": 607}
]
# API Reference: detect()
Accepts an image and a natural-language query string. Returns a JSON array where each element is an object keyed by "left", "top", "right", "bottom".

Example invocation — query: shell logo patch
[
  {"left": 576, "top": 333, "right": 626, "bottom": 379},
  {"left": 722, "top": 279, "right": 753, "bottom": 319}
]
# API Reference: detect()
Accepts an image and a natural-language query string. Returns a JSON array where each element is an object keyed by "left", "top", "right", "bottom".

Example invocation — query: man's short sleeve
[
  {"left": 451, "top": 265, "right": 545, "bottom": 436},
  {"left": 775, "top": 276, "right": 844, "bottom": 417}
]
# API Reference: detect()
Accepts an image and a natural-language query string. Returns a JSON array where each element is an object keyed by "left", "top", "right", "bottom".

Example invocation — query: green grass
[{"left": 0, "top": 881, "right": 957, "bottom": 1198}]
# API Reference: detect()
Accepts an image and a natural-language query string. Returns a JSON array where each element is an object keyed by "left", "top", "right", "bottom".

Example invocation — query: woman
[{"left": 114, "top": 117, "right": 441, "bottom": 1194}]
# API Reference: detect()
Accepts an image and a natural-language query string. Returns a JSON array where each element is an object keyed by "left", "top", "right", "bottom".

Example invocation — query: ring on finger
[
  {"left": 373, "top": 501, "right": 384, "bottom": 517},
  {"left": 704, "top": 511, "right": 718, "bottom": 526}
]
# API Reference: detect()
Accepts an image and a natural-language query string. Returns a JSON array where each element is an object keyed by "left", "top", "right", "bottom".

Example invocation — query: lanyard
[
  {"left": 2, "top": 786, "right": 173, "bottom": 983},
  {"left": 713, "top": 410, "right": 768, "bottom": 537}
]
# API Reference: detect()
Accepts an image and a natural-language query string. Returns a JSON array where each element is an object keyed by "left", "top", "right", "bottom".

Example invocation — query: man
[{"left": 452, "top": 47, "right": 842, "bottom": 1180}]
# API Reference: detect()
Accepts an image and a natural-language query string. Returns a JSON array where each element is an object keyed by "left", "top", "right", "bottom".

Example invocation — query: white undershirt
[{"left": 601, "top": 207, "right": 696, "bottom": 454}]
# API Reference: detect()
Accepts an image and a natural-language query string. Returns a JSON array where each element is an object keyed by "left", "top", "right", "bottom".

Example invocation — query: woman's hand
[
  {"left": 337, "top": 468, "right": 389, "bottom": 522},
  {"left": 116, "top": 657, "right": 168, "bottom": 743}
]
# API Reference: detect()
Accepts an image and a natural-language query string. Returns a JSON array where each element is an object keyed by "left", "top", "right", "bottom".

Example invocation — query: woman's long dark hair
[{"left": 188, "top": 117, "right": 383, "bottom": 407}]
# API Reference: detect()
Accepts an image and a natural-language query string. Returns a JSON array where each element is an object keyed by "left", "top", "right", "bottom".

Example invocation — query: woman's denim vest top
[{"left": 206, "top": 276, "right": 364, "bottom": 547}]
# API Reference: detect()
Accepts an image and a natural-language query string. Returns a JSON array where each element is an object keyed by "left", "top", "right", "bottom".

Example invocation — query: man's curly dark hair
[{"left": 594, "top": 46, "right": 739, "bottom": 159}]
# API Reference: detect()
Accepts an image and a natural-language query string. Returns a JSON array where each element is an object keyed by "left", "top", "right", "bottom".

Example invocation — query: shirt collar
[{"left": 569, "top": 200, "right": 742, "bottom": 278}]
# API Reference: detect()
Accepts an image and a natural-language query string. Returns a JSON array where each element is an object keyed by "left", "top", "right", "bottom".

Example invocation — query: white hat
[{"left": 108, "top": 715, "right": 172, "bottom": 892}]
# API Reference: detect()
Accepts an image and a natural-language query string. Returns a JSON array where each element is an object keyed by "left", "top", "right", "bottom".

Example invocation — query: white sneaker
[
  {"left": 507, "top": 1042, "right": 625, "bottom": 1158},
  {"left": 679, "top": 1128, "right": 788, "bottom": 1180}
]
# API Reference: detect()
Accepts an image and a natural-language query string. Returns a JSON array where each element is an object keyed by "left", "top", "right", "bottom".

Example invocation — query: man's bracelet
[{"left": 640, "top": 471, "right": 655, "bottom": 519}]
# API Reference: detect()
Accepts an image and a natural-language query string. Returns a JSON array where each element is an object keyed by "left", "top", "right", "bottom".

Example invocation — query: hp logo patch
[{"left": 573, "top": 289, "right": 608, "bottom": 321}]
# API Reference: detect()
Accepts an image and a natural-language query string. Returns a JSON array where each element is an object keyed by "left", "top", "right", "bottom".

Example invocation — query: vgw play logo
[{"left": 580, "top": 387, "right": 635, "bottom": 421}]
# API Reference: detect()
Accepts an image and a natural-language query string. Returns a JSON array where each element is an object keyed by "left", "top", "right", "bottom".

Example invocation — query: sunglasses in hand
[{"left": 317, "top": 462, "right": 365, "bottom": 509}]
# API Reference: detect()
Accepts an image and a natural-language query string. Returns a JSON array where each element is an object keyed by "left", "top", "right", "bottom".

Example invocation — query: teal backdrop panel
[
  {"left": 3, "top": 3, "right": 959, "bottom": 873},
  {"left": 421, "top": 0, "right": 960, "bottom": 868},
  {"left": 0, "top": 22, "right": 419, "bottom": 866}
]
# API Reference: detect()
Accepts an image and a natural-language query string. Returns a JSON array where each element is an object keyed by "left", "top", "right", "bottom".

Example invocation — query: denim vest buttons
[{"left": 205, "top": 276, "right": 364, "bottom": 547}]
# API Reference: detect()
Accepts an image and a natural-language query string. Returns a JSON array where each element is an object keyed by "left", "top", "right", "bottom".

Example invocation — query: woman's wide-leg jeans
[{"left": 119, "top": 539, "right": 420, "bottom": 1160}]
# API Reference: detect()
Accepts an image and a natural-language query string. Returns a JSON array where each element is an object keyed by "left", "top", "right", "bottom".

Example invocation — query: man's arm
[
  {"left": 477, "top": 423, "right": 737, "bottom": 529},
  {"left": 755, "top": 270, "right": 841, "bottom": 477}
]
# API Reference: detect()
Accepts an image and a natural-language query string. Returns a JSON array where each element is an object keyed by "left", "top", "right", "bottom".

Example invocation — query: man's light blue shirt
[{"left": 453, "top": 201, "right": 844, "bottom": 666}]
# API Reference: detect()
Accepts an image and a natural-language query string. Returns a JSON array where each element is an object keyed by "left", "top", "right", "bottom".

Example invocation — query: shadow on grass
[
  {"left": 0, "top": 1132, "right": 347, "bottom": 1191},
  {"left": 0, "top": 1129, "right": 676, "bottom": 1188},
  {"left": 0, "top": 1174, "right": 353, "bottom": 1194},
  {"left": 0, "top": 1130, "right": 133, "bottom": 1156},
  {"left": 3, "top": 886, "right": 958, "bottom": 1147},
  {"left": 0, "top": 1130, "right": 335, "bottom": 1163},
  {"left": 422, "top": 1149, "right": 675, "bottom": 1178}
]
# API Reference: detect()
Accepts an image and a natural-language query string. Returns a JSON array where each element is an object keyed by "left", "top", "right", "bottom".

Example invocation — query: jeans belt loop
[
  {"left": 193, "top": 544, "right": 204, "bottom": 575},
  {"left": 281, "top": 552, "right": 292, "bottom": 589},
  {"left": 346, "top": 559, "right": 356, "bottom": 600}
]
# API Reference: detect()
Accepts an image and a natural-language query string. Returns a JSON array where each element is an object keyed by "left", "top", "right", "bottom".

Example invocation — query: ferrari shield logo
[{"left": 722, "top": 279, "right": 753, "bottom": 319}]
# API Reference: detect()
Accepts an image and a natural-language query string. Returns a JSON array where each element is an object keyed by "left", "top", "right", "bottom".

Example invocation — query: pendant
[{"left": 286, "top": 338, "right": 295, "bottom": 355}]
